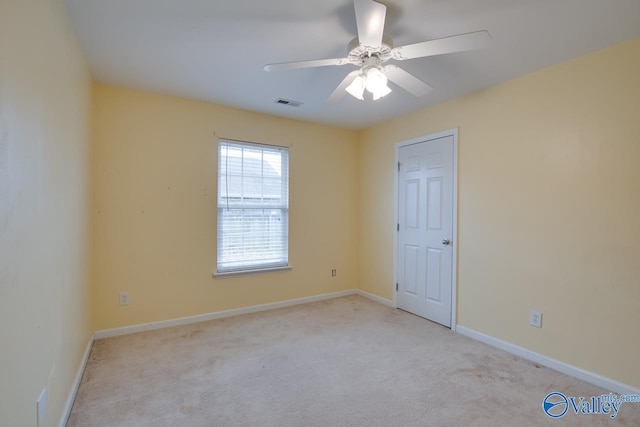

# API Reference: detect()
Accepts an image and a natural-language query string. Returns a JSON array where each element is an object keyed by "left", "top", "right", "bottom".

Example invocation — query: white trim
[
  {"left": 394, "top": 128, "right": 459, "bottom": 330},
  {"left": 213, "top": 265, "right": 292, "bottom": 278},
  {"left": 58, "top": 334, "right": 94, "bottom": 427},
  {"left": 456, "top": 325, "right": 640, "bottom": 395},
  {"left": 393, "top": 141, "right": 400, "bottom": 310},
  {"left": 451, "top": 129, "right": 458, "bottom": 332},
  {"left": 355, "top": 289, "right": 395, "bottom": 308},
  {"left": 218, "top": 137, "right": 289, "bottom": 151},
  {"left": 94, "top": 290, "right": 356, "bottom": 339}
]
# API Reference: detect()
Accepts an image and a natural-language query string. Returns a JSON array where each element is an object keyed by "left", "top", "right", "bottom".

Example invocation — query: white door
[{"left": 396, "top": 134, "right": 454, "bottom": 327}]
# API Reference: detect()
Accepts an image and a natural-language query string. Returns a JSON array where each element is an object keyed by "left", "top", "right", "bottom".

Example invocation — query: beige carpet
[{"left": 67, "top": 295, "right": 640, "bottom": 426}]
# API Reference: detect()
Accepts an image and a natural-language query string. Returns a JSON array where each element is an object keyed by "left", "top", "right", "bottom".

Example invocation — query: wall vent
[{"left": 274, "top": 98, "right": 303, "bottom": 107}]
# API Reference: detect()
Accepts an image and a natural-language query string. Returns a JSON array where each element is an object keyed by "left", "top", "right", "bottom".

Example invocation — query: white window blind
[{"left": 217, "top": 139, "right": 289, "bottom": 273}]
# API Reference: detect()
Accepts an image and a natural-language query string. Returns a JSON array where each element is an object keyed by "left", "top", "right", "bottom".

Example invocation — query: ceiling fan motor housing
[{"left": 347, "top": 36, "right": 394, "bottom": 66}]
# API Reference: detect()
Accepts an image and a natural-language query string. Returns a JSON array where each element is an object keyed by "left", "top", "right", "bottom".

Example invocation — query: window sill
[{"left": 213, "top": 265, "right": 293, "bottom": 279}]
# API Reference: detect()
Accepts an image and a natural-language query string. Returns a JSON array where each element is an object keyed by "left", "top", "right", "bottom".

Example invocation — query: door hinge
[
  {"left": 396, "top": 283, "right": 399, "bottom": 292},
  {"left": 397, "top": 162, "right": 400, "bottom": 172},
  {"left": 397, "top": 223, "right": 400, "bottom": 232}
]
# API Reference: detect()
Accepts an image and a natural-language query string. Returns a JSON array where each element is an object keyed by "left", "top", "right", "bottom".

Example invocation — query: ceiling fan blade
[
  {"left": 384, "top": 65, "right": 432, "bottom": 97},
  {"left": 264, "top": 57, "right": 352, "bottom": 72},
  {"left": 354, "top": 0, "right": 386, "bottom": 48},
  {"left": 391, "top": 30, "right": 491, "bottom": 61},
  {"left": 327, "top": 70, "right": 361, "bottom": 103}
]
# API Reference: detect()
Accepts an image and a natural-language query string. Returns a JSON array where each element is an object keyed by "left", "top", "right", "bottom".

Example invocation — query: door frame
[{"left": 393, "top": 128, "right": 459, "bottom": 331}]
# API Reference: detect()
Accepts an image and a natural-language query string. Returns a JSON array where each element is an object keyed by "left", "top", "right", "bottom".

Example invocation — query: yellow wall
[
  {"left": 91, "top": 84, "right": 359, "bottom": 330},
  {"left": 358, "top": 37, "right": 640, "bottom": 387},
  {"left": 0, "top": 0, "right": 93, "bottom": 426}
]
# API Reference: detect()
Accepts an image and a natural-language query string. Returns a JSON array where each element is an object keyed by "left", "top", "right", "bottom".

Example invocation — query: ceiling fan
[{"left": 263, "top": 0, "right": 491, "bottom": 102}]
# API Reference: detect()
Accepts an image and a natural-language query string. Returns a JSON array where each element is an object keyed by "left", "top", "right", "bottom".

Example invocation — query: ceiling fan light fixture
[
  {"left": 365, "top": 67, "right": 391, "bottom": 100},
  {"left": 372, "top": 84, "right": 391, "bottom": 100},
  {"left": 346, "top": 75, "right": 366, "bottom": 100},
  {"left": 364, "top": 67, "right": 386, "bottom": 92},
  {"left": 345, "top": 67, "right": 392, "bottom": 101}
]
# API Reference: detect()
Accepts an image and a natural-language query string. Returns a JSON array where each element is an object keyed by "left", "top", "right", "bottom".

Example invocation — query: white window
[{"left": 217, "top": 139, "right": 289, "bottom": 274}]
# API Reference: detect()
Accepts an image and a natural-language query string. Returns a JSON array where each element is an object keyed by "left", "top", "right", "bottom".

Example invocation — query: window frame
[{"left": 214, "top": 138, "right": 291, "bottom": 277}]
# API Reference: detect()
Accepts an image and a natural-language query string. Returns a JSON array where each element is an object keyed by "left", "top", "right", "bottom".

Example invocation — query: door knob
[{"left": 442, "top": 239, "right": 451, "bottom": 245}]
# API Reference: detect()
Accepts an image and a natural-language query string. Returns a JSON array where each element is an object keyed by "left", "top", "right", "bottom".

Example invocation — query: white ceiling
[{"left": 65, "top": 0, "right": 640, "bottom": 130}]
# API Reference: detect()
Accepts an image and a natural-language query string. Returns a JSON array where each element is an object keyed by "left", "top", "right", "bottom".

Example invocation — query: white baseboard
[
  {"left": 355, "top": 289, "right": 395, "bottom": 308},
  {"left": 58, "top": 333, "right": 94, "bottom": 427},
  {"left": 94, "top": 289, "right": 359, "bottom": 339},
  {"left": 94, "top": 289, "right": 396, "bottom": 340},
  {"left": 456, "top": 325, "right": 640, "bottom": 395}
]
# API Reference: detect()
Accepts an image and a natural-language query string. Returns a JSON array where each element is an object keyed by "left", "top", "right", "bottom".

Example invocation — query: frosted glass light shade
[
  {"left": 372, "top": 84, "right": 392, "bottom": 100},
  {"left": 346, "top": 76, "right": 365, "bottom": 100},
  {"left": 345, "top": 68, "right": 391, "bottom": 101},
  {"left": 365, "top": 67, "right": 387, "bottom": 93}
]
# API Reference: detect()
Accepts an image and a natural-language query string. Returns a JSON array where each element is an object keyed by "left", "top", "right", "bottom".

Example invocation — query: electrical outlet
[
  {"left": 119, "top": 291, "right": 130, "bottom": 306},
  {"left": 36, "top": 388, "right": 47, "bottom": 427},
  {"left": 530, "top": 310, "right": 542, "bottom": 328},
  {"left": 331, "top": 269, "right": 337, "bottom": 277}
]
